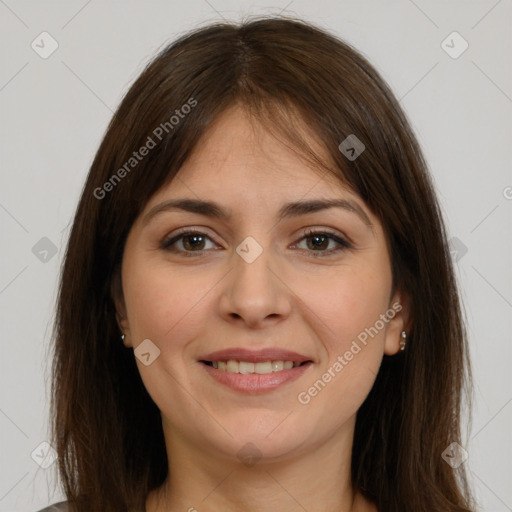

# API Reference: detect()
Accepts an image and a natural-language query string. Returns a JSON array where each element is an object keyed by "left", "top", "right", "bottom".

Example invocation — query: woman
[{"left": 40, "top": 16, "right": 476, "bottom": 512}]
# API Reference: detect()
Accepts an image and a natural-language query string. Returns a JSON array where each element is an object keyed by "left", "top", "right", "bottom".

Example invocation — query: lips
[
  {"left": 198, "top": 347, "right": 314, "bottom": 394},
  {"left": 201, "top": 358, "right": 313, "bottom": 394},
  {"left": 199, "top": 347, "right": 313, "bottom": 364}
]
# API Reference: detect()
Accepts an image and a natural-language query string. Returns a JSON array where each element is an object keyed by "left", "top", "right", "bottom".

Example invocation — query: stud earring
[
  {"left": 399, "top": 330, "right": 407, "bottom": 351},
  {"left": 121, "top": 334, "right": 125, "bottom": 342}
]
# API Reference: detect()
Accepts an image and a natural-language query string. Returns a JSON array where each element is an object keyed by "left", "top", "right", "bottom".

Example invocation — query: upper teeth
[{"left": 212, "top": 360, "right": 300, "bottom": 374}]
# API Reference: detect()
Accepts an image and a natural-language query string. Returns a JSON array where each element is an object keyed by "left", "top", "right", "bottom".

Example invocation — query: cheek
[
  {"left": 295, "top": 265, "right": 391, "bottom": 411},
  {"left": 122, "top": 254, "right": 212, "bottom": 344},
  {"left": 307, "top": 267, "right": 391, "bottom": 351},
  {"left": 120, "top": 254, "right": 212, "bottom": 406}
]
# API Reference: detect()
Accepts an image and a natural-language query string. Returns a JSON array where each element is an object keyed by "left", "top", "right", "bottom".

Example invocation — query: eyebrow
[{"left": 142, "top": 197, "right": 373, "bottom": 230}]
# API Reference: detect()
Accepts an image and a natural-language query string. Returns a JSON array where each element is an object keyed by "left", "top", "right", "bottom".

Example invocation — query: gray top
[
  {"left": 38, "top": 500, "right": 145, "bottom": 511},
  {"left": 37, "top": 502, "right": 69, "bottom": 512}
]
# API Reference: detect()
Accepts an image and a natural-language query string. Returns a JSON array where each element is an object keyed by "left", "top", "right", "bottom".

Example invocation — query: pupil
[
  {"left": 185, "top": 235, "right": 204, "bottom": 250},
  {"left": 309, "top": 235, "right": 327, "bottom": 250}
]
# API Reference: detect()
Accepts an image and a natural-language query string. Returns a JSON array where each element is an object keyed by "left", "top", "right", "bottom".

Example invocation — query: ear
[
  {"left": 110, "top": 268, "right": 133, "bottom": 348},
  {"left": 383, "top": 287, "right": 413, "bottom": 356}
]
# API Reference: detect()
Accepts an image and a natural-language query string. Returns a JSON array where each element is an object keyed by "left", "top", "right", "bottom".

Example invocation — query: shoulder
[{"left": 36, "top": 502, "right": 70, "bottom": 512}]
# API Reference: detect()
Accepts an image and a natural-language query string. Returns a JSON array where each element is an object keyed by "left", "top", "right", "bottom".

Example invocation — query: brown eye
[
  {"left": 293, "top": 230, "right": 350, "bottom": 257},
  {"left": 161, "top": 230, "right": 218, "bottom": 256}
]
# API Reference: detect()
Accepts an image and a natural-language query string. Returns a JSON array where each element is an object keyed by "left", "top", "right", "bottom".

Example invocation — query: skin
[{"left": 114, "top": 104, "right": 411, "bottom": 512}]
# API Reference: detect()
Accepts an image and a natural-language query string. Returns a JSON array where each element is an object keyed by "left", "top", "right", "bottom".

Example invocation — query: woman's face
[{"left": 116, "top": 105, "right": 408, "bottom": 463}]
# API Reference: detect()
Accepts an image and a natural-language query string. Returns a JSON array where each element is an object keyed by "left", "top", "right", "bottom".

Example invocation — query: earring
[
  {"left": 399, "top": 330, "right": 407, "bottom": 351},
  {"left": 121, "top": 334, "right": 125, "bottom": 342}
]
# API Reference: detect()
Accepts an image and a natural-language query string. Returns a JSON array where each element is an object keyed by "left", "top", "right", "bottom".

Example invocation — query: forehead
[{"left": 152, "top": 104, "right": 357, "bottom": 204}]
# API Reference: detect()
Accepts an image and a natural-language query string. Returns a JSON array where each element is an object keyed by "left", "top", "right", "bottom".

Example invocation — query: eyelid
[
  {"left": 291, "top": 228, "right": 351, "bottom": 256},
  {"left": 160, "top": 227, "right": 220, "bottom": 250},
  {"left": 299, "top": 226, "right": 353, "bottom": 246}
]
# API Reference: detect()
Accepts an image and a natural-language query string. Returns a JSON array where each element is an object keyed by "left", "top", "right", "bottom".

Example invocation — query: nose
[{"left": 218, "top": 241, "right": 292, "bottom": 329}]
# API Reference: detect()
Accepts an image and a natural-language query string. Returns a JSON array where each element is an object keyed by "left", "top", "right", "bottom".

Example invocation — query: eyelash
[{"left": 160, "top": 228, "right": 351, "bottom": 258}]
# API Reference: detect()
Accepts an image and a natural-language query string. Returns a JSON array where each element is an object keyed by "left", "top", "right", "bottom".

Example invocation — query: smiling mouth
[{"left": 200, "top": 360, "right": 312, "bottom": 374}]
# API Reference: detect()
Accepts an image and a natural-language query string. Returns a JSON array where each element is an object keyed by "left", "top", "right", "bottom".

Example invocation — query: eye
[
  {"left": 160, "top": 229, "right": 219, "bottom": 257},
  {"left": 292, "top": 229, "right": 351, "bottom": 257}
]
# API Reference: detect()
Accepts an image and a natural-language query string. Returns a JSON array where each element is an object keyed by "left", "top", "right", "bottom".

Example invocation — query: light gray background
[{"left": 0, "top": 1, "right": 511, "bottom": 511}]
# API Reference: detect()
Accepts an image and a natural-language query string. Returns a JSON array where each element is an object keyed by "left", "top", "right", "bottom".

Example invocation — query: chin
[{"left": 199, "top": 412, "right": 317, "bottom": 463}]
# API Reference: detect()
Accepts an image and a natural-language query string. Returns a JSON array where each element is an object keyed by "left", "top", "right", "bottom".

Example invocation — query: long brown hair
[{"left": 50, "top": 16, "right": 476, "bottom": 511}]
